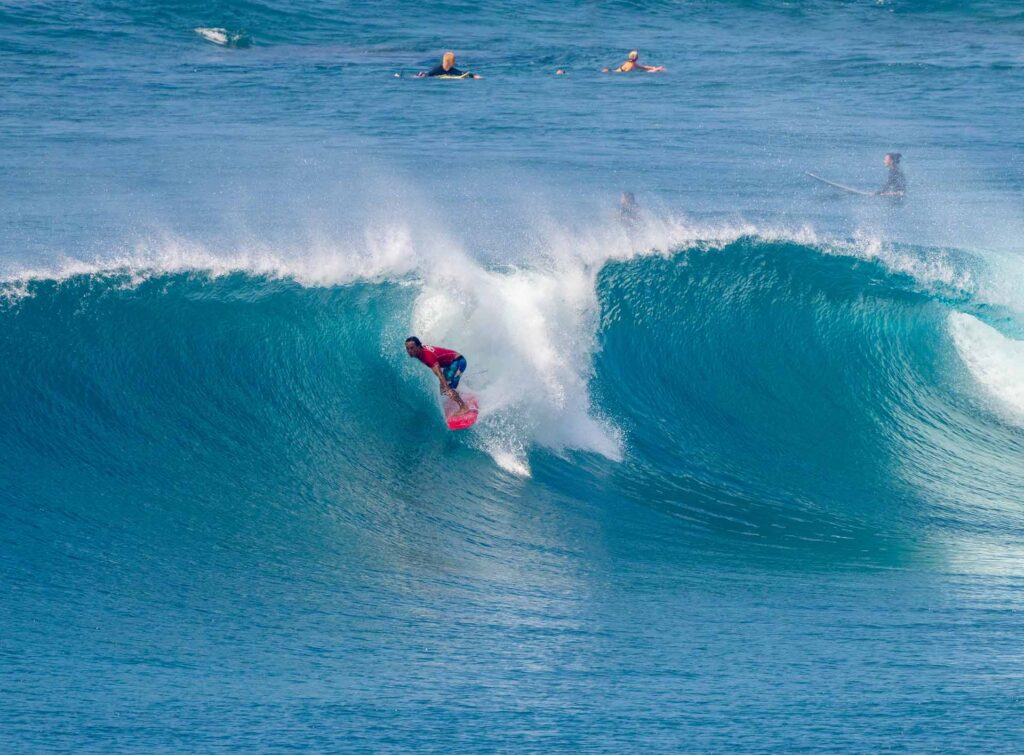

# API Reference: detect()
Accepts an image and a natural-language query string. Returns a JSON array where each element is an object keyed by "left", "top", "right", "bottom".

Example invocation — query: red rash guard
[{"left": 417, "top": 345, "right": 460, "bottom": 369}]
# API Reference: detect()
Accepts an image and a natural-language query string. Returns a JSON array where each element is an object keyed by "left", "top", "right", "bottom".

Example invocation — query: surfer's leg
[
  {"left": 447, "top": 357, "right": 467, "bottom": 390},
  {"left": 449, "top": 358, "right": 470, "bottom": 412},
  {"left": 442, "top": 358, "right": 469, "bottom": 413},
  {"left": 450, "top": 389, "right": 469, "bottom": 414}
]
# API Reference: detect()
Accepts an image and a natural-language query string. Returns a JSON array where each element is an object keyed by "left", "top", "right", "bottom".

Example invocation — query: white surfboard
[
  {"left": 195, "top": 27, "right": 230, "bottom": 45},
  {"left": 805, "top": 172, "right": 875, "bottom": 197}
]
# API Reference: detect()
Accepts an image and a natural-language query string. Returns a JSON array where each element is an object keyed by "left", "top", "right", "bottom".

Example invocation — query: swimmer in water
[
  {"left": 602, "top": 50, "right": 665, "bottom": 73},
  {"left": 416, "top": 51, "right": 482, "bottom": 79},
  {"left": 877, "top": 152, "right": 906, "bottom": 197}
]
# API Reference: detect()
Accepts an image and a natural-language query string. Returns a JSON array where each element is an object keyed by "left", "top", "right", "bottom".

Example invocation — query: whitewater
[{"left": 3, "top": 1, "right": 1024, "bottom": 751}]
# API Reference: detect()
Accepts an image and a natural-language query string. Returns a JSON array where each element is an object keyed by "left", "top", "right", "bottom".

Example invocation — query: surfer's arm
[
  {"left": 432, "top": 363, "right": 467, "bottom": 410},
  {"left": 877, "top": 178, "right": 905, "bottom": 197},
  {"left": 431, "top": 363, "right": 453, "bottom": 394}
]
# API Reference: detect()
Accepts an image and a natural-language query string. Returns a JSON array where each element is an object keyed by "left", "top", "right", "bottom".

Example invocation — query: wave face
[{"left": 4, "top": 238, "right": 1021, "bottom": 555}]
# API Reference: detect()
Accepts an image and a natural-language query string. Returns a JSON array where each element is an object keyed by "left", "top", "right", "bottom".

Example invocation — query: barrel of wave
[{"left": 949, "top": 312, "right": 1024, "bottom": 426}]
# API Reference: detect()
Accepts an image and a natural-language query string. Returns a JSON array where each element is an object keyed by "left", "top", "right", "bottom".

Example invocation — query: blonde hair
[
  {"left": 442, "top": 51, "right": 456, "bottom": 66},
  {"left": 628, "top": 50, "right": 638, "bottom": 61}
]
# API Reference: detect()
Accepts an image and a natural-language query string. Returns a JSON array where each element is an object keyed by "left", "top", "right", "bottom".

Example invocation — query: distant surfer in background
[
  {"left": 416, "top": 51, "right": 481, "bottom": 79},
  {"left": 805, "top": 154, "right": 906, "bottom": 199},
  {"left": 619, "top": 191, "right": 640, "bottom": 225},
  {"left": 405, "top": 337, "right": 471, "bottom": 415},
  {"left": 602, "top": 50, "right": 665, "bottom": 73},
  {"left": 877, "top": 152, "right": 906, "bottom": 197}
]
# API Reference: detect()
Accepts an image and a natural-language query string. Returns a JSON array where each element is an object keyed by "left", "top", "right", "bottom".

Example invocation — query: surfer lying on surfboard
[
  {"left": 416, "top": 51, "right": 482, "bottom": 79},
  {"left": 405, "top": 337, "right": 472, "bottom": 415},
  {"left": 602, "top": 50, "right": 665, "bottom": 73}
]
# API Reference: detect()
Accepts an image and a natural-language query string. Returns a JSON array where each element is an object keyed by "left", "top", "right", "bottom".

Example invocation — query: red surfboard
[{"left": 443, "top": 393, "right": 479, "bottom": 430}]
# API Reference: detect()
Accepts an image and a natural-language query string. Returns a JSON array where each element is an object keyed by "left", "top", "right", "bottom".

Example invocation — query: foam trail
[{"left": 949, "top": 312, "right": 1024, "bottom": 425}]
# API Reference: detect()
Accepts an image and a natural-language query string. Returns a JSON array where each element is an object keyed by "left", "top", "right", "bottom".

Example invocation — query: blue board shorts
[{"left": 442, "top": 356, "right": 467, "bottom": 390}]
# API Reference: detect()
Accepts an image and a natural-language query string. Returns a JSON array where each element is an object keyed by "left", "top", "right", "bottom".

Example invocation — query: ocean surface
[{"left": 3, "top": 1, "right": 1024, "bottom": 751}]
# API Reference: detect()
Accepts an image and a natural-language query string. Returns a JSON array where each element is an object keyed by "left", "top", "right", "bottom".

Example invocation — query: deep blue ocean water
[{"left": 3, "top": 1, "right": 1024, "bottom": 751}]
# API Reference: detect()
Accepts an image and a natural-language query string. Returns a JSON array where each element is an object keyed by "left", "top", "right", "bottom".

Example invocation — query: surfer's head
[
  {"left": 442, "top": 51, "right": 456, "bottom": 70},
  {"left": 405, "top": 336, "right": 423, "bottom": 357},
  {"left": 884, "top": 152, "right": 902, "bottom": 167},
  {"left": 627, "top": 50, "right": 639, "bottom": 62}
]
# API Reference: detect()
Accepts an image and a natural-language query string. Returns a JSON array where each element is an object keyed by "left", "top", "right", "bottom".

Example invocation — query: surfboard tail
[{"left": 443, "top": 393, "right": 479, "bottom": 430}]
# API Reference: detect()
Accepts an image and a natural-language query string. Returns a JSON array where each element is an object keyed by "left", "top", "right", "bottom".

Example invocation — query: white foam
[
  {"left": 844, "top": 229, "right": 978, "bottom": 293},
  {"left": 195, "top": 27, "right": 230, "bottom": 46},
  {"left": 0, "top": 209, "right": 993, "bottom": 305},
  {"left": 0, "top": 227, "right": 422, "bottom": 298},
  {"left": 412, "top": 255, "right": 623, "bottom": 476},
  {"left": 949, "top": 312, "right": 1024, "bottom": 426}
]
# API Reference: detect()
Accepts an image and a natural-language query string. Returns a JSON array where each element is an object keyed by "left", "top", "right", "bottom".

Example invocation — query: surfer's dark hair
[
  {"left": 886, "top": 152, "right": 902, "bottom": 164},
  {"left": 405, "top": 336, "right": 422, "bottom": 347}
]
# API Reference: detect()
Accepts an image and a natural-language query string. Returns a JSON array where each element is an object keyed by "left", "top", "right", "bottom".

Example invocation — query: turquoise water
[{"left": 3, "top": 2, "right": 1024, "bottom": 751}]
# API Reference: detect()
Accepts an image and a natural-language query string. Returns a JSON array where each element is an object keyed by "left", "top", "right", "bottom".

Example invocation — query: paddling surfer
[
  {"left": 416, "top": 51, "right": 481, "bottom": 79},
  {"left": 598, "top": 50, "right": 663, "bottom": 72}
]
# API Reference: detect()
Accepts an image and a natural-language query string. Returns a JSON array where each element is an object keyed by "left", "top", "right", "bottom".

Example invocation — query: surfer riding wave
[{"left": 405, "top": 336, "right": 471, "bottom": 416}]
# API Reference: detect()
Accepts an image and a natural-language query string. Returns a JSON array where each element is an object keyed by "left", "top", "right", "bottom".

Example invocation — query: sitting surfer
[
  {"left": 405, "top": 337, "right": 471, "bottom": 415},
  {"left": 416, "top": 51, "right": 481, "bottom": 79},
  {"left": 602, "top": 50, "right": 665, "bottom": 73},
  {"left": 877, "top": 152, "right": 906, "bottom": 197}
]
